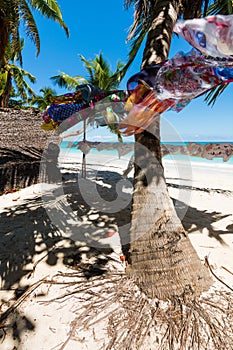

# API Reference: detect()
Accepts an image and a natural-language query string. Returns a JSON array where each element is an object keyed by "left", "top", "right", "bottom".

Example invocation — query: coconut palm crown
[
  {"left": 0, "top": 0, "right": 69, "bottom": 67},
  {"left": 51, "top": 52, "right": 125, "bottom": 91}
]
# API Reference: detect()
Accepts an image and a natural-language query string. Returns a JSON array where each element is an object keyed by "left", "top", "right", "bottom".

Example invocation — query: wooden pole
[{"left": 81, "top": 119, "right": 86, "bottom": 178}]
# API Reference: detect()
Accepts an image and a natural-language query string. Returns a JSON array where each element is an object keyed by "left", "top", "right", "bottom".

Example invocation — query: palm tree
[
  {"left": 0, "top": 39, "right": 36, "bottom": 107},
  {"left": 30, "top": 87, "right": 57, "bottom": 110},
  {"left": 0, "top": 0, "right": 68, "bottom": 107},
  {"left": 51, "top": 52, "right": 124, "bottom": 90},
  {"left": 124, "top": 0, "right": 233, "bottom": 300},
  {"left": 0, "top": 0, "right": 69, "bottom": 68}
]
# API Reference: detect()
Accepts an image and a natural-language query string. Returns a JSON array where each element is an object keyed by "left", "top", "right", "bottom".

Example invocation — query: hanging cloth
[
  {"left": 174, "top": 15, "right": 233, "bottom": 58},
  {"left": 119, "top": 51, "right": 233, "bottom": 135}
]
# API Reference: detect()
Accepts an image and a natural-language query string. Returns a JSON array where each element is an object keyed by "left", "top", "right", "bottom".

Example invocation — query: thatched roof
[
  {"left": 0, "top": 108, "right": 52, "bottom": 151},
  {"left": 0, "top": 108, "right": 53, "bottom": 194}
]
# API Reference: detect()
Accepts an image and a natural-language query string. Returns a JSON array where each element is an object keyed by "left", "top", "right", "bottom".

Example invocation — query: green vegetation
[
  {"left": 30, "top": 87, "right": 57, "bottom": 110},
  {"left": 51, "top": 52, "right": 124, "bottom": 90},
  {"left": 0, "top": 0, "right": 69, "bottom": 65},
  {"left": 0, "top": 0, "right": 69, "bottom": 107},
  {"left": 0, "top": 39, "right": 36, "bottom": 107}
]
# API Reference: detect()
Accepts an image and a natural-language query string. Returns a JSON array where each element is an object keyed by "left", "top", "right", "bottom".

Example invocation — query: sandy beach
[{"left": 0, "top": 153, "right": 233, "bottom": 349}]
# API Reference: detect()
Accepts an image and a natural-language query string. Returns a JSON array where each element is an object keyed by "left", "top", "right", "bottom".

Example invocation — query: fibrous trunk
[
  {"left": 1, "top": 70, "right": 12, "bottom": 107},
  {"left": 127, "top": 0, "right": 212, "bottom": 300},
  {"left": 0, "top": 12, "right": 9, "bottom": 68}
]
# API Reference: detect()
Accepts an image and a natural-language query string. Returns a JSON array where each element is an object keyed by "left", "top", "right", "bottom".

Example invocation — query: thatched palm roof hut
[{"left": 0, "top": 108, "right": 53, "bottom": 194}]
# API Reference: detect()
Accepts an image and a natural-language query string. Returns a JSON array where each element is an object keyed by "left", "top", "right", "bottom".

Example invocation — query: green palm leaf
[
  {"left": 52, "top": 53, "right": 125, "bottom": 91},
  {"left": 114, "top": 1, "right": 155, "bottom": 81},
  {"left": 0, "top": 0, "right": 69, "bottom": 66},
  {"left": 20, "top": 0, "right": 41, "bottom": 56},
  {"left": 207, "top": 0, "right": 233, "bottom": 15},
  {"left": 28, "top": 0, "right": 69, "bottom": 36},
  {"left": 113, "top": 23, "right": 148, "bottom": 82},
  {"left": 10, "top": 64, "right": 36, "bottom": 101},
  {"left": 30, "top": 86, "right": 57, "bottom": 109},
  {"left": 51, "top": 72, "right": 87, "bottom": 90},
  {"left": 204, "top": 83, "right": 229, "bottom": 106}
]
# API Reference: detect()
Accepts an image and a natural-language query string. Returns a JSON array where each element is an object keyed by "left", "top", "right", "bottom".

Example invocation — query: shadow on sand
[{"left": 0, "top": 170, "right": 232, "bottom": 344}]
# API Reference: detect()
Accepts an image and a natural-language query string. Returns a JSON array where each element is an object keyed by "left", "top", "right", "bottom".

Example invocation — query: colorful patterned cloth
[
  {"left": 174, "top": 15, "right": 233, "bottom": 58},
  {"left": 42, "top": 84, "right": 128, "bottom": 130},
  {"left": 42, "top": 15, "right": 233, "bottom": 136},
  {"left": 119, "top": 51, "right": 233, "bottom": 135}
]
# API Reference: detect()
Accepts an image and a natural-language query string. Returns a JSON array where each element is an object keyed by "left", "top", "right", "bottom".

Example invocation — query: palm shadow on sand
[
  {"left": 0, "top": 169, "right": 131, "bottom": 344},
  {"left": 1, "top": 171, "right": 232, "bottom": 289},
  {"left": 172, "top": 193, "right": 233, "bottom": 245},
  {"left": 0, "top": 171, "right": 232, "bottom": 344},
  {"left": 0, "top": 170, "right": 133, "bottom": 290}
]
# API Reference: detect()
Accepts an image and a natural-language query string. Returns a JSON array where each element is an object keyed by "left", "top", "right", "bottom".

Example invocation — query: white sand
[{"left": 0, "top": 156, "right": 233, "bottom": 349}]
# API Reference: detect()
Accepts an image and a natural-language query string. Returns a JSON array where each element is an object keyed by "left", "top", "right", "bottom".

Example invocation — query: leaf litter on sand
[{"left": 1, "top": 253, "right": 233, "bottom": 350}]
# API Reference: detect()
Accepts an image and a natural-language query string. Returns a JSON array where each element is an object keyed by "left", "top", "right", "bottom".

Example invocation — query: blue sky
[{"left": 22, "top": 1, "right": 233, "bottom": 141}]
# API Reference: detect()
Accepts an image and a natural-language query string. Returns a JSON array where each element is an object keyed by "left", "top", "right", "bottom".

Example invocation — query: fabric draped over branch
[
  {"left": 174, "top": 15, "right": 233, "bottom": 58},
  {"left": 41, "top": 14, "right": 233, "bottom": 159},
  {"left": 42, "top": 56, "right": 233, "bottom": 134},
  {"left": 119, "top": 50, "right": 233, "bottom": 134},
  {"left": 42, "top": 84, "right": 128, "bottom": 131},
  {"left": 42, "top": 52, "right": 233, "bottom": 135}
]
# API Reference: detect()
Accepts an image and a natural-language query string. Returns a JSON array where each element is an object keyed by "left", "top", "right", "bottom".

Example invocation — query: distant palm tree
[
  {"left": 30, "top": 87, "right": 57, "bottom": 110},
  {"left": 0, "top": 39, "right": 36, "bottom": 107},
  {"left": 0, "top": 0, "right": 69, "bottom": 67},
  {"left": 51, "top": 52, "right": 124, "bottom": 90}
]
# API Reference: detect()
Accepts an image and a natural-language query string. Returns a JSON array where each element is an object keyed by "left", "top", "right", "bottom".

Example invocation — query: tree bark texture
[
  {"left": 0, "top": 12, "right": 9, "bottom": 67},
  {"left": 1, "top": 70, "right": 12, "bottom": 107}
]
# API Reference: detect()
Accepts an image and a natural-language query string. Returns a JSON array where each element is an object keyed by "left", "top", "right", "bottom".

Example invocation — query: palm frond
[
  {"left": 204, "top": 83, "right": 229, "bottom": 106},
  {"left": 30, "top": 86, "right": 56, "bottom": 109},
  {"left": 28, "top": 0, "right": 69, "bottom": 37},
  {"left": 10, "top": 64, "right": 36, "bottom": 101},
  {"left": 0, "top": 69, "right": 8, "bottom": 95},
  {"left": 30, "top": 95, "right": 47, "bottom": 108},
  {"left": 40, "top": 86, "right": 57, "bottom": 96},
  {"left": 114, "top": 2, "right": 155, "bottom": 83},
  {"left": 91, "top": 53, "right": 112, "bottom": 88},
  {"left": 124, "top": 0, "right": 134, "bottom": 9},
  {"left": 20, "top": 0, "right": 41, "bottom": 56},
  {"left": 108, "top": 60, "right": 126, "bottom": 88},
  {"left": 125, "top": 0, "right": 153, "bottom": 41},
  {"left": 7, "top": 3, "right": 23, "bottom": 60},
  {"left": 12, "top": 65, "right": 36, "bottom": 84},
  {"left": 73, "top": 75, "right": 89, "bottom": 84},
  {"left": 8, "top": 37, "right": 25, "bottom": 65},
  {"left": 78, "top": 53, "right": 122, "bottom": 90},
  {"left": 207, "top": 0, "right": 233, "bottom": 15},
  {"left": 78, "top": 54, "right": 95, "bottom": 82},
  {"left": 51, "top": 72, "right": 87, "bottom": 90}
]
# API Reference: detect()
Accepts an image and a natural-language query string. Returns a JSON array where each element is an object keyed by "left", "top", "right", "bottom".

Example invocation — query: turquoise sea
[{"left": 60, "top": 141, "right": 233, "bottom": 166}]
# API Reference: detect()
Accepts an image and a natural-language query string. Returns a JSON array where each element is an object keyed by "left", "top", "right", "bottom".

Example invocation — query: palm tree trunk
[
  {"left": 127, "top": 0, "right": 212, "bottom": 300},
  {"left": 0, "top": 13, "right": 9, "bottom": 68},
  {"left": 0, "top": 70, "right": 12, "bottom": 108}
]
